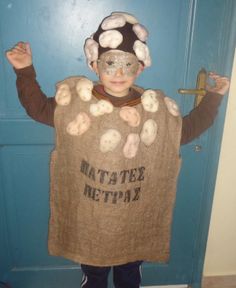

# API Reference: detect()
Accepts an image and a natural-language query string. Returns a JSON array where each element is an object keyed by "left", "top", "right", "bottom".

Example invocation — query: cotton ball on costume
[
  {"left": 111, "top": 12, "right": 138, "bottom": 24},
  {"left": 84, "top": 38, "right": 99, "bottom": 68},
  {"left": 90, "top": 100, "right": 113, "bottom": 116},
  {"left": 123, "top": 133, "right": 140, "bottom": 159},
  {"left": 119, "top": 106, "right": 141, "bottom": 127},
  {"left": 141, "top": 90, "right": 159, "bottom": 112},
  {"left": 55, "top": 84, "right": 71, "bottom": 106},
  {"left": 99, "top": 30, "right": 123, "bottom": 48},
  {"left": 140, "top": 119, "right": 158, "bottom": 146},
  {"left": 133, "top": 23, "right": 148, "bottom": 42},
  {"left": 133, "top": 40, "right": 151, "bottom": 67},
  {"left": 66, "top": 112, "right": 91, "bottom": 136},
  {"left": 101, "top": 14, "right": 126, "bottom": 30},
  {"left": 76, "top": 78, "right": 93, "bottom": 102},
  {"left": 164, "top": 97, "right": 180, "bottom": 116},
  {"left": 100, "top": 129, "right": 121, "bottom": 153}
]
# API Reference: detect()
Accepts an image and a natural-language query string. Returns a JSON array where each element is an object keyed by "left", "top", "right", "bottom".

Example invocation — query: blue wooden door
[{"left": 0, "top": 1, "right": 235, "bottom": 287}]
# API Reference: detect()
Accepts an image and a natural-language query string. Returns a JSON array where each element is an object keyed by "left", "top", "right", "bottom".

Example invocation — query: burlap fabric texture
[{"left": 48, "top": 76, "right": 182, "bottom": 266}]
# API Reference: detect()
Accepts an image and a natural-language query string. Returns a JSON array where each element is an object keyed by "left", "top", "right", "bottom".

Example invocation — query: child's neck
[
  {"left": 103, "top": 87, "right": 130, "bottom": 98},
  {"left": 93, "top": 84, "right": 141, "bottom": 108}
]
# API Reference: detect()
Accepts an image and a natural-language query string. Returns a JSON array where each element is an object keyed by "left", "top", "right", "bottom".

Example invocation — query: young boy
[{"left": 6, "top": 12, "right": 229, "bottom": 288}]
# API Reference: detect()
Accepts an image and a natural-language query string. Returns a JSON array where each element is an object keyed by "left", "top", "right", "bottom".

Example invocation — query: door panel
[{"left": 0, "top": 1, "right": 235, "bottom": 287}]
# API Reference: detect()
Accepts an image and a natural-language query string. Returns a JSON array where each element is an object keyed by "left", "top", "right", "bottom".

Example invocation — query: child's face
[{"left": 93, "top": 50, "right": 143, "bottom": 97}]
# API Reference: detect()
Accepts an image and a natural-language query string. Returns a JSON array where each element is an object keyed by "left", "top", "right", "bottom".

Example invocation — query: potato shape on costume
[
  {"left": 111, "top": 12, "right": 138, "bottom": 24},
  {"left": 141, "top": 90, "right": 159, "bottom": 112},
  {"left": 90, "top": 100, "right": 113, "bottom": 116},
  {"left": 100, "top": 129, "right": 121, "bottom": 153},
  {"left": 99, "top": 30, "right": 123, "bottom": 48},
  {"left": 140, "top": 119, "right": 158, "bottom": 146},
  {"left": 55, "top": 84, "right": 71, "bottom": 106},
  {"left": 84, "top": 38, "right": 99, "bottom": 69},
  {"left": 123, "top": 133, "right": 140, "bottom": 159},
  {"left": 119, "top": 106, "right": 141, "bottom": 127},
  {"left": 164, "top": 97, "right": 180, "bottom": 116},
  {"left": 133, "top": 40, "right": 151, "bottom": 67},
  {"left": 66, "top": 112, "right": 91, "bottom": 136},
  {"left": 133, "top": 23, "right": 148, "bottom": 42},
  {"left": 76, "top": 78, "right": 94, "bottom": 102},
  {"left": 101, "top": 14, "right": 126, "bottom": 30}
]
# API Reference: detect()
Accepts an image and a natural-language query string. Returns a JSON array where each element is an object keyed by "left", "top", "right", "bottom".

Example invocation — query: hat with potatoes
[{"left": 84, "top": 12, "right": 151, "bottom": 69}]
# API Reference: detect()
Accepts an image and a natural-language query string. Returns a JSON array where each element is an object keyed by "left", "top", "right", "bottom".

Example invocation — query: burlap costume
[{"left": 48, "top": 76, "right": 182, "bottom": 266}]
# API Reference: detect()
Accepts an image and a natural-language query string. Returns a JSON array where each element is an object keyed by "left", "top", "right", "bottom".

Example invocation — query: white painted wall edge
[{"left": 204, "top": 48, "right": 236, "bottom": 275}]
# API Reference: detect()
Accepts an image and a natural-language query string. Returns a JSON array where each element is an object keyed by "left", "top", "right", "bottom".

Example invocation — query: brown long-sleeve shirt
[{"left": 14, "top": 65, "right": 223, "bottom": 145}]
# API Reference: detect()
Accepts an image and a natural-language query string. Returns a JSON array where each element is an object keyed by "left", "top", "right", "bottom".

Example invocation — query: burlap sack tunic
[{"left": 48, "top": 76, "right": 182, "bottom": 266}]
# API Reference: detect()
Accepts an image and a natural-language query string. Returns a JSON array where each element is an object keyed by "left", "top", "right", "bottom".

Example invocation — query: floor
[
  {"left": 202, "top": 275, "right": 236, "bottom": 288},
  {"left": 141, "top": 286, "right": 187, "bottom": 288},
  {"left": 140, "top": 276, "right": 236, "bottom": 288}
]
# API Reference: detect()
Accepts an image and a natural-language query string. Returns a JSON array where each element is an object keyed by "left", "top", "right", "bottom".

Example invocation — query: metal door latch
[{"left": 178, "top": 68, "right": 207, "bottom": 108}]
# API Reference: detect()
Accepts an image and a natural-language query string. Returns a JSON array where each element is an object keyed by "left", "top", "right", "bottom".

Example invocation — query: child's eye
[
  {"left": 126, "top": 62, "right": 132, "bottom": 67},
  {"left": 106, "top": 61, "right": 114, "bottom": 66}
]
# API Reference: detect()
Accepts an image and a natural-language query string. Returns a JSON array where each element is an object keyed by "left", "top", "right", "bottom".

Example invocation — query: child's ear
[
  {"left": 136, "top": 63, "right": 144, "bottom": 77},
  {"left": 91, "top": 61, "right": 98, "bottom": 74}
]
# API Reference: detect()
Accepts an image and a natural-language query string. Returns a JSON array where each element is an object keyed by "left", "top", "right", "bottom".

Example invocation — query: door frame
[{"left": 189, "top": 1, "right": 236, "bottom": 287}]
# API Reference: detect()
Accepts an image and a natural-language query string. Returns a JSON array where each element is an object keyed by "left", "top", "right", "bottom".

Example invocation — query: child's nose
[{"left": 115, "top": 67, "right": 124, "bottom": 77}]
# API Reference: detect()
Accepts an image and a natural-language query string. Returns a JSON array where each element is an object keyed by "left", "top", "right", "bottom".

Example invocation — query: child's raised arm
[
  {"left": 181, "top": 72, "right": 230, "bottom": 144},
  {"left": 5, "top": 41, "right": 56, "bottom": 127}
]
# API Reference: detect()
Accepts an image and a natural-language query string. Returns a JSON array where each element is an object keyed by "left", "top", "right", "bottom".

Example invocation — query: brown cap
[
  {"left": 84, "top": 12, "right": 151, "bottom": 69},
  {"left": 93, "top": 22, "right": 140, "bottom": 57}
]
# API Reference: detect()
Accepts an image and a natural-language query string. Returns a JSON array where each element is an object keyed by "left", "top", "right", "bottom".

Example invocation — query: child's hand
[
  {"left": 207, "top": 72, "right": 230, "bottom": 96},
  {"left": 6, "top": 42, "right": 32, "bottom": 69}
]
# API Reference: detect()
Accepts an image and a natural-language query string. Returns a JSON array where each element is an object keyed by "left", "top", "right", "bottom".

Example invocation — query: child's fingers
[
  {"left": 6, "top": 42, "right": 30, "bottom": 58},
  {"left": 207, "top": 74, "right": 230, "bottom": 95},
  {"left": 7, "top": 42, "right": 27, "bottom": 54},
  {"left": 25, "top": 43, "right": 32, "bottom": 55},
  {"left": 218, "top": 77, "right": 230, "bottom": 82},
  {"left": 208, "top": 72, "right": 221, "bottom": 80},
  {"left": 11, "top": 47, "right": 25, "bottom": 55},
  {"left": 5, "top": 48, "right": 24, "bottom": 60},
  {"left": 208, "top": 72, "right": 229, "bottom": 81},
  {"left": 18, "top": 42, "right": 26, "bottom": 49},
  {"left": 14, "top": 44, "right": 27, "bottom": 53},
  {"left": 208, "top": 72, "right": 230, "bottom": 85},
  {"left": 15, "top": 42, "right": 32, "bottom": 55}
]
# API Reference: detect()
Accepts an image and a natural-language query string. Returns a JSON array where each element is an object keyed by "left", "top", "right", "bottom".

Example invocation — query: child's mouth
[{"left": 110, "top": 81, "right": 126, "bottom": 85}]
